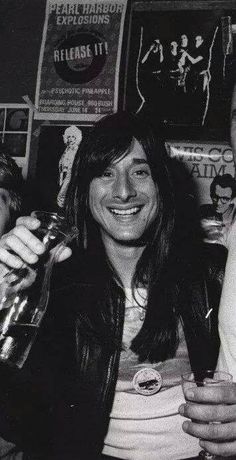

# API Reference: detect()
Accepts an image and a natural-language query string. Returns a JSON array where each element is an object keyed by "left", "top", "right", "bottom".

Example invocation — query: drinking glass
[
  {"left": 182, "top": 370, "right": 233, "bottom": 459},
  {"left": 0, "top": 211, "right": 78, "bottom": 367},
  {"left": 200, "top": 218, "right": 225, "bottom": 244}
]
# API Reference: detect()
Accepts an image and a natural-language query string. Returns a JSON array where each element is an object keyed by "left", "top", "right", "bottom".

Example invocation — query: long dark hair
[{"left": 65, "top": 112, "right": 200, "bottom": 362}]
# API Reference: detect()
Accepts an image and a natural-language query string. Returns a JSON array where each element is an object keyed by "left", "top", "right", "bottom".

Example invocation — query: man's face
[
  {"left": 0, "top": 188, "right": 11, "bottom": 236},
  {"left": 180, "top": 34, "right": 188, "bottom": 48},
  {"left": 171, "top": 41, "right": 178, "bottom": 53},
  {"left": 89, "top": 138, "right": 158, "bottom": 248},
  {"left": 195, "top": 35, "right": 203, "bottom": 48},
  {"left": 153, "top": 40, "right": 160, "bottom": 52},
  {"left": 212, "top": 184, "right": 232, "bottom": 215}
]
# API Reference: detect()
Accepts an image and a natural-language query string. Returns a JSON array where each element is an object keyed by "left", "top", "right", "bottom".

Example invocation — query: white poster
[
  {"left": 167, "top": 140, "right": 236, "bottom": 245},
  {"left": 35, "top": 0, "right": 128, "bottom": 120}
]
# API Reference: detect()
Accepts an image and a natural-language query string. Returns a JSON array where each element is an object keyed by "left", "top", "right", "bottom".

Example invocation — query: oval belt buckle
[{"left": 132, "top": 368, "right": 162, "bottom": 395}]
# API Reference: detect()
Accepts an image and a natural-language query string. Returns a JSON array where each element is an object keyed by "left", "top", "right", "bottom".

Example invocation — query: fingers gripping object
[{"left": 0, "top": 212, "right": 78, "bottom": 368}]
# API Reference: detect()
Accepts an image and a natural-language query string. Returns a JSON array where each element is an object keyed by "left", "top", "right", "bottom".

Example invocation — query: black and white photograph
[
  {"left": 0, "top": 106, "right": 30, "bottom": 157},
  {"left": 0, "top": 1, "right": 236, "bottom": 459},
  {"left": 199, "top": 173, "right": 236, "bottom": 245},
  {"left": 0, "top": 105, "right": 32, "bottom": 178},
  {"left": 125, "top": 2, "right": 236, "bottom": 139}
]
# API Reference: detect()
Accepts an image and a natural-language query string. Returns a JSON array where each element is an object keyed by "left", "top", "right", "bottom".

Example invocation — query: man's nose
[{"left": 112, "top": 173, "right": 137, "bottom": 201}]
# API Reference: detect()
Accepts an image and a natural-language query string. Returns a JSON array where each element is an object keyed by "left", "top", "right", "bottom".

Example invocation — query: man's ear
[{"left": 230, "top": 84, "right": 236, "bottom": 177}]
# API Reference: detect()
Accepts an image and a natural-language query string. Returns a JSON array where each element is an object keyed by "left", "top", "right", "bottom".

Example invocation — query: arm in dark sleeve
[{"left": 0, "top": 360, "right": 53, "bottom": 455}]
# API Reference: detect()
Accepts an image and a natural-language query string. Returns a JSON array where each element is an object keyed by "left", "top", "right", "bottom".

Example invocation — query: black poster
[{"left": 125, "top": 2, "right": 236, "bottom": 140}]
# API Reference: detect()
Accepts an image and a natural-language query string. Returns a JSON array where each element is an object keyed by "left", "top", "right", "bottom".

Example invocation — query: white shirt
[{"left": 102, "top": 288, "right": 199, "bottom": 459}]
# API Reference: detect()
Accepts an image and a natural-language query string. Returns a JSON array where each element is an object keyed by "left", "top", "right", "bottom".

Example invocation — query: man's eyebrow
[{"left": 132, "top": 158, "right": 148, "bottom": 164}]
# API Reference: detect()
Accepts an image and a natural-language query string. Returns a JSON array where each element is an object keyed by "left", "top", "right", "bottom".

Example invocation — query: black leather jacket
[{"left": 0, "top": 243, "right": 227, "bottom": 460}]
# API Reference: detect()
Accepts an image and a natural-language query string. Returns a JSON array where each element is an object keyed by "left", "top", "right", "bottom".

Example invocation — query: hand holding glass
[
  {"left": 182, "top": 370, "right": 233, "bottom": 459},
  {"left": 0, "top": 211, "right": 78, "bottom": 368}
]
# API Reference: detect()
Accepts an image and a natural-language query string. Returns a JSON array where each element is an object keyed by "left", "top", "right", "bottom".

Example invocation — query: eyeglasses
[{"left": 212, "top": 194, "right": 231, "bottom": 204}]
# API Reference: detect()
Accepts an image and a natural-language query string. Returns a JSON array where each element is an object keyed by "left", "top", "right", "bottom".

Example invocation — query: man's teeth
[{"left": 110, "top": 207, "right": 140, "bottom": 215}]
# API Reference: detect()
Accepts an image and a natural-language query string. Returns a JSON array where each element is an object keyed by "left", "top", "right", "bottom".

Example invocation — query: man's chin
[
  {"left": 117, "top": 238, "right": 146, "bottom": 247},
  {"left": 112, "top": 232, "right": 149, "bottom": 247}
]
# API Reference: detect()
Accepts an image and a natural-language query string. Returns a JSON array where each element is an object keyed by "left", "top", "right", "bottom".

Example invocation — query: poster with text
[
  {"left": 35, "top": 0, "right": 128, "bottom": 120},
  {"left": 125, "top": 1, "right": 236, "bottom": 140},
  {"left": 167, "top": 140, "right": 236, "bottom": 245}
]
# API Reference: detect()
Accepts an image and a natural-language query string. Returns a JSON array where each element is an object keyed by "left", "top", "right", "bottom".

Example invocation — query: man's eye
[
  {"left": 133, "top": 169, "right": 150, "bottom": 177},
  {"left": 102, "top": 170, "right": 113, "bottom": 178},
  {"left": 0, "top": 192, "right": 8, "bottom": 204}
]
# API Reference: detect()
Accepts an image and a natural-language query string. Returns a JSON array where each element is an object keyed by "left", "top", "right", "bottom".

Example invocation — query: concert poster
[{"left": 35, "top": 0, "right": 128, "bottom": 121}]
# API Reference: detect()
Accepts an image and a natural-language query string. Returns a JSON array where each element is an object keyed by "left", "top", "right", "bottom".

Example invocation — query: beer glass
[{"left": 182, "top": 370, "right": 233, "bottom": 459}]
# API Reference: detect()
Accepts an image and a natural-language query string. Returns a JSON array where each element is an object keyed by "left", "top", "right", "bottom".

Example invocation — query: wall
[{"left": 0, "top": 0, "right": 235, "bottom": 219}]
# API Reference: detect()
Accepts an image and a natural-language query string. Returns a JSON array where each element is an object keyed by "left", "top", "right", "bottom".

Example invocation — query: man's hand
[
  {"left": 200, "top": 218, "right": 226, "bottom": 246},
  {"left": 179, "top": 383, "right": 236, "bottom": 457},
  {"left": 0, "top": 215, "right": 71, "bottom": 271}
]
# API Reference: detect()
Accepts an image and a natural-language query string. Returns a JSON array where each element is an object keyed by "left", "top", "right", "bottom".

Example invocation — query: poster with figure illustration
[
  {"left": 35, "top": 124, "right": 92, "bottom": 211},
  {"left": 35, "top": 0, "right": 128, "bottom": 120},
  {"left": 125, "top": 1, "right": 236, "bottom": 140}
]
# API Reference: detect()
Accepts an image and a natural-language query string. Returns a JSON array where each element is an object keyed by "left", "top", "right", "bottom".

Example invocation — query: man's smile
[{"left": 108, "top": 206, "right": 142, "bottom": 216}]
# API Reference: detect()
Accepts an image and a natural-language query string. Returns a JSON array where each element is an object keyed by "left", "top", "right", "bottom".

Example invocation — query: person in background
[
  {"left": 57, "top": 125, "right": 82, "bottom": 208},
  {"left": 217, "top": 81, "right": 236, "bottom": 390},
  {"left": 0, "top": 112, "right": 235, "bottom": 459},
  {"left": 199, "top": 174, "right": 236, "bottom": 246},
  {"left": 200, "top": 174, "right": 236, "bottom": 223},
  {"left": 231, "top": 83, "right": 236, "bottom": 172},
  {"left": 0, "top": 150, "right": 24, "bottom": 459},
  {"left": 177, "top": 33, "right": 190, "bottom": 93},
  {"left": 164, "top": 41, "right": 184, "bottom": 91},
  {"left": 181, "top": 35, "right": 209, "bottom": 93},
  {"left": 141, "top": 38, "right": 164, "bottom": 70},
  {"left": 215, "top": 83, "right": 236, "bottom": 458},
  {"left": 179, "top": 34, "right": 189, "bottom": 53}
]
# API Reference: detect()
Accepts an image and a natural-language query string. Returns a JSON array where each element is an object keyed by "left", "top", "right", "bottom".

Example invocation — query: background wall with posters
[
  {"left": 0, "top": 0, "right": 129, "bottom": 187},
  {"left": 0, "top": 0, "right": 235, "bottom": 215}
]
